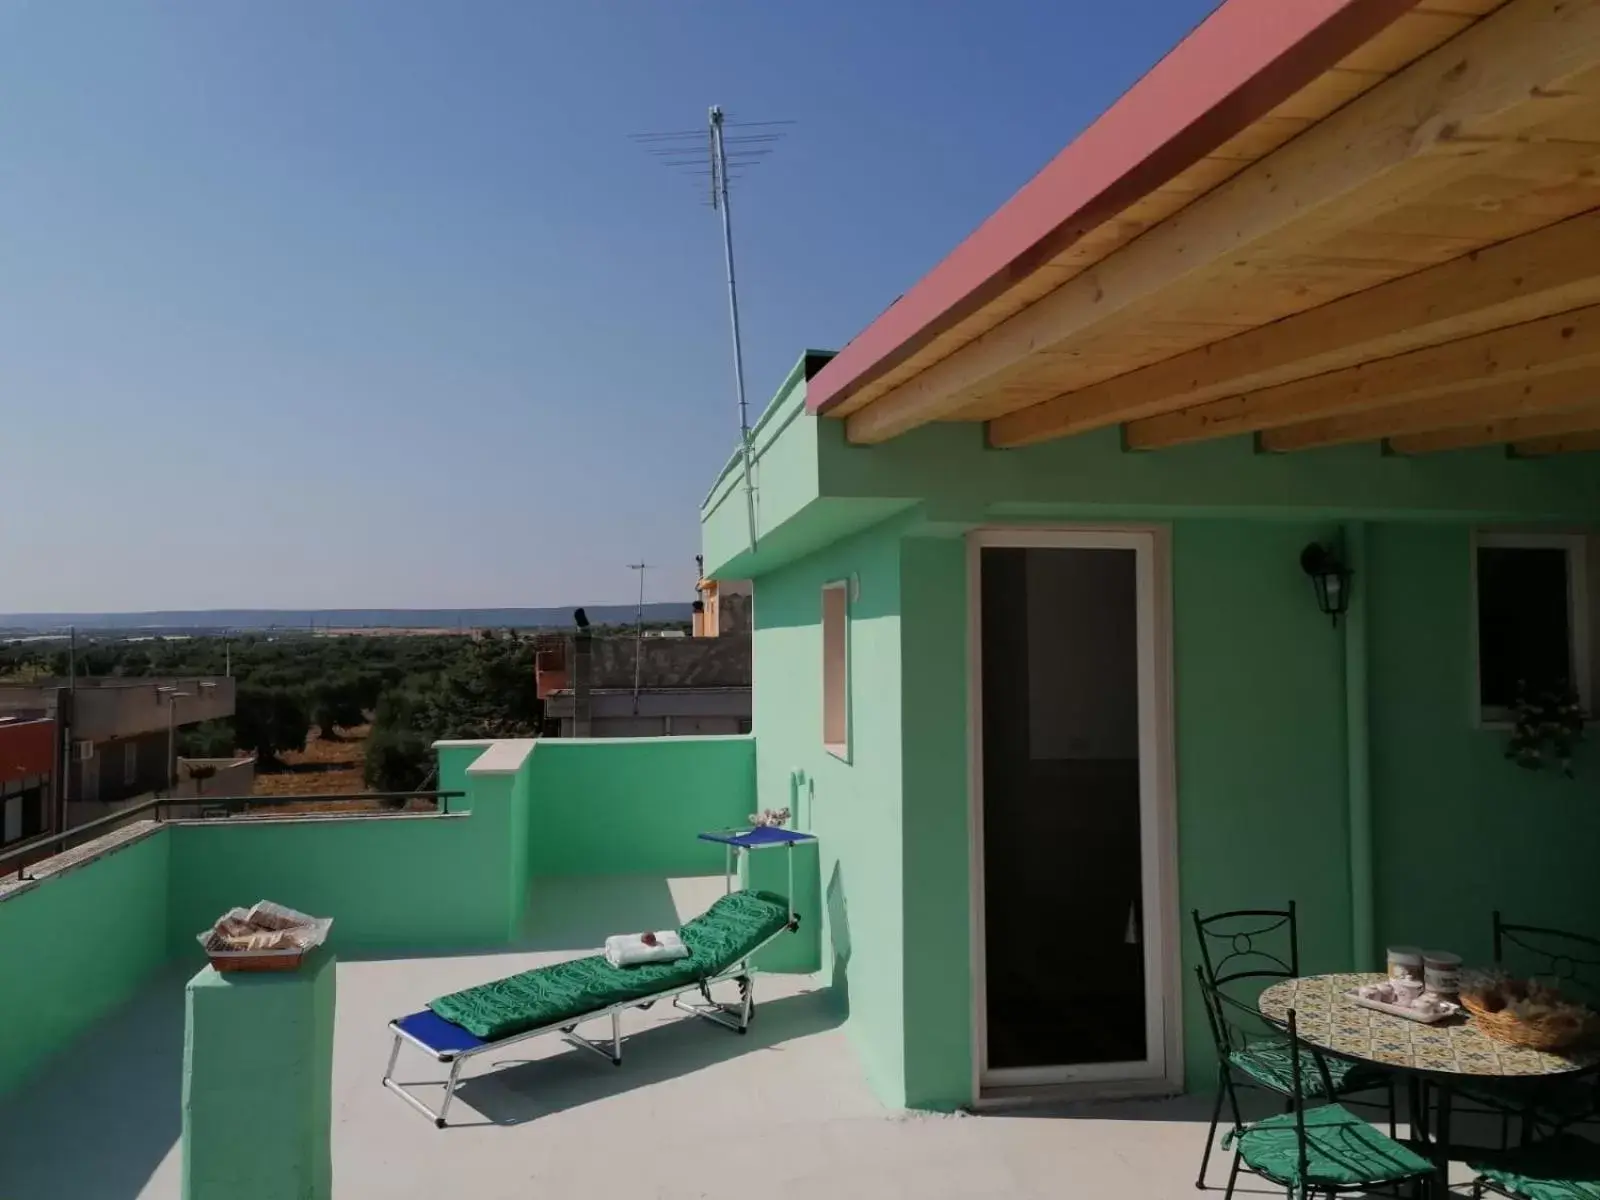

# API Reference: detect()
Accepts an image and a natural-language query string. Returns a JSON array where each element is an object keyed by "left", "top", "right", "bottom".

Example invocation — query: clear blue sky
[{"left": 0, "top": 0, "right": 1217, "bottom": 613}]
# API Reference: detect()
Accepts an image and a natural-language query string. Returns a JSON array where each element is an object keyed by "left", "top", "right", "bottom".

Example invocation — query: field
[{"left": 251, "top": 725, "right": 371, "bottom": 799}]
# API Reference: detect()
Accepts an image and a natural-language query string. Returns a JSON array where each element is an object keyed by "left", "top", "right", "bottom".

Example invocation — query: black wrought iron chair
[
  {"left": 1193, "top": 905, "right": 1397, "bottom": 1189},
  {"left": 1469, "top": 1134, "right": 1600, "bottom": 1200},
  {"left": 1199, "top": 971, "right": 1433, "bottom": 1200},
  {"left": 1494, "top": 912, "right": 1600, "bottom": 1004},
  {"left": 1456, "top": 914, "right": 1600, "bottom": 1146}
]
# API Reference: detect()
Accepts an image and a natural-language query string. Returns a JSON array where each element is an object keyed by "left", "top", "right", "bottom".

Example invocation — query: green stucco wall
[
  {"left": 707, "top": 377, "right": 1600, "bottom": 1110},
  {"left": 896, "top": 536, "right": 975, "bottom": 1109},
  {"left": 750, "top": 511, "right": 1599, "bottom": 1110},
  {"left": 435, "top": 742, "right": 481, "bottom": 813},
  {"left": 752, "top": 518, "right": 911, "bottom": 1106},
  {"left": 0, "top": 828, "right": 171, "bottom": 1098},
  {"left": 167, "top": 810, "right": 520, "bottom": 954},
  {"left": 525, "top": 737, "right": 755, "bottom": 877},
  {"left": 704, "top": 390, "right": 1600, "bottom": 582},
  {"left": 1368, "top": 524, "right": 1599, "bottom": 966},
  {"left": 1171, "top": 520, "right": 1357, "bottom": 1088}
]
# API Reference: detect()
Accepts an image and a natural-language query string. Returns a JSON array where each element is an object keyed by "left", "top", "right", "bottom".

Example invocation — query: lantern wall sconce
[{"left": 1300, "top": 542, "right": 1353, "bottom": 627}]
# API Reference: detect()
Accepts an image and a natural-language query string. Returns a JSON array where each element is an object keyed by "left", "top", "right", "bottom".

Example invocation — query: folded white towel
[{"left": 605, "top": 930, "right": 688, "bottom": 968}]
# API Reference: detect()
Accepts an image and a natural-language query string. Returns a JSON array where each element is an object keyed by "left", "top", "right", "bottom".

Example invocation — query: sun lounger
[{"left": 382, "top": 888, "right": 797, "bottom": 1126}]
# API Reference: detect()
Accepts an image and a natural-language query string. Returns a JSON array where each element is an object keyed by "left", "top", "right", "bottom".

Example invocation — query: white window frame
[
  {"left": 1471, "top": 530, "right": 1592, "bottom": 726},
  {"left": 123, "top": 740, "right": 139, "bottom": 788},
  {"left": 966, "top": 525, "right": 1181, "bottom": 1101},
  {"left": 821, "top": 580, "right": 851, "bottom": 761}
]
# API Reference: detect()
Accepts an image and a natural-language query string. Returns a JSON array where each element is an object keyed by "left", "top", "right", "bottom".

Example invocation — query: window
[
  {"left": 123, "top": 740, "right": 139, "bottom": 787},
  {"left": 1474, "top": 532, "right": 1591, "bottom": 720},
  {"left": 822, "top": 581, "right": 850, "bottom": 759},
  {"left": 1, "top": 783, "right": 45, "bottom": 845},
  {"left": 20, "top": 786, "right": 44, "bottom": 839}
]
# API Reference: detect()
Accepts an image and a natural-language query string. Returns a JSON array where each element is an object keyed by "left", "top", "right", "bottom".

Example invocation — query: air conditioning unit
[{"left": 74, "top": 740, "right": 95, "bottom": 762}]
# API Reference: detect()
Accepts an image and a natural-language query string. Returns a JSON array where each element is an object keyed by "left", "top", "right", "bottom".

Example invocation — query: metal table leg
[
  {"left": 1432, "top": 1083, "right": 1453, "bottom": 1200},
  {"left": 1408, "top": 1077, "right": 1428, "bottom": 1144}
]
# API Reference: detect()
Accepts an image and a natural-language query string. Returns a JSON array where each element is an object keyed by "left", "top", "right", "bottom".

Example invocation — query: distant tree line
[{"left": 0, "top": 630, "right": 566, "bottom": 792}]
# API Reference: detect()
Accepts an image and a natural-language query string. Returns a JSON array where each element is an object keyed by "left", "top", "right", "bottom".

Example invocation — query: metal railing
[{"left": 0, "top": 790, "right": 465, "bottom": 882}]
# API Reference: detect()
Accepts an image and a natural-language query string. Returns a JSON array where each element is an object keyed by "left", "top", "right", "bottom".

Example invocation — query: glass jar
[
  {"left": 1387, "top": 946, "right": 1424, "bottom": 983},
  {"left": 1423, "top": 951, "right": 1462, "bottom": 1002}
]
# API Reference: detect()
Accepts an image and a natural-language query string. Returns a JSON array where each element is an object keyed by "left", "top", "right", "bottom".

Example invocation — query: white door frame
[{"left": 966, "top": 524, "right": 1182, "bottom": 1096}]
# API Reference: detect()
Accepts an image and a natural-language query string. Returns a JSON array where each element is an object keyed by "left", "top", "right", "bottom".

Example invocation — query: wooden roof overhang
[{"left": 809, "top": 0, "right": 1600, "bottom": 459}]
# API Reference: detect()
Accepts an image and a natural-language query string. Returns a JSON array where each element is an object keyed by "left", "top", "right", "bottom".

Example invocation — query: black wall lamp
[{"left": 1300, "top": 543, "right": 1353, "bottom": 627}]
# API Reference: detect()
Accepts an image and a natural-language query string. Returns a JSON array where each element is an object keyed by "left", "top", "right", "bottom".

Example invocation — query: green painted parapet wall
[
  {"left": 1, "top": 734, "right": 761, "bottom": 1103},
  {"left": 166, "top": 811, "right": 519, "bottom": 955},
  {"left": 525, "top": 736, "right": 756, "bottom": 877},
  {"left": 0, "top": 826, "right": 171, "bottom": 1099}
]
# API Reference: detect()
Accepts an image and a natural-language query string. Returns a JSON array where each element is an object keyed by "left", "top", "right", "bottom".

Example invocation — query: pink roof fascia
[{"left": 807, "top": 0, "right": 1419, "bottom": 416}]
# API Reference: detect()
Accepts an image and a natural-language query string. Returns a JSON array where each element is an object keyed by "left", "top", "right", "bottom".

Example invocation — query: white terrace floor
[{"left": 0, "top": 875, "right": 1496, "bottom": 1199}]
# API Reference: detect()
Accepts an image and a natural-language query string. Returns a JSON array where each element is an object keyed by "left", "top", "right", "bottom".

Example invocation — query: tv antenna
[
  {"left": 631, "top": 109, "right": 793, "bottom": 555},
  {"left": 628, "top": 561, "right": 651, "bottom": 715}
]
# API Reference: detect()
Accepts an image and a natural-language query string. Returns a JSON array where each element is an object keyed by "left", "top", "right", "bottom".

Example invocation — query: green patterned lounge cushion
[
  {"left": 1225, "top": 1104, "right": 1432, "bottom": 1188},
  {"left": 1229, "top": 1037, "right": 1376, "bottom": 1097},
  {"left": 1470, "top": 1134, "right": 1600, "bottom": 1200},
  {"left": 428, "top": 889, "right": 792, "bottom": 1040}
]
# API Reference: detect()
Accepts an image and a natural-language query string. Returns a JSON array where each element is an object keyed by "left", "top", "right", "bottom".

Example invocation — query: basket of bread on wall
[{"left": 197, "top": 901, "right": 333, "bottom": 973}]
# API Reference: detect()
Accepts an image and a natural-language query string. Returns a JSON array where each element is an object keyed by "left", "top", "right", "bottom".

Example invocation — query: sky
[{"left": 0, "top": 0, "right": 1219, "bottom": 613}]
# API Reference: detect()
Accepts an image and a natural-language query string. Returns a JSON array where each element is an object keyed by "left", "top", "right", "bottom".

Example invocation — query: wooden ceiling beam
[
  {"left": 844, "top": 0, "right": 1600, "bottom": 446},
  {"left": 989, "top": 207, "right": 1600, "bottom": 449},
  {"left": 1124, "top": 304, "right": 1600, "bottom": 450},
  {"left": 1511, "top": 429, "right": 1600, "bottom": 455},
  {"left": 1259, "top": 367, "right": 1600, "bottom": 451},
  {"left": 1385, "top": 400, "right": 1600, "bottom": 453}
]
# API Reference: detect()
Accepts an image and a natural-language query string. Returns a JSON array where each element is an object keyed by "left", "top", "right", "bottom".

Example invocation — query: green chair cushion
[
  {"left": 1226, "top": 1104, "right": 1433, "bottom": 1188},
  {"left": 428, "top": 889, "right": 792, "bottom": 1040},
  {"left": 1229, "top": 1038, "right": 1377, "bottom": 1098},
  {"left": 1470, "top": 1134, "right": 1600, "bottom": 1200},
  {"left": 1458, "top": 1078, "right": 1600, "bottom": 1127}
]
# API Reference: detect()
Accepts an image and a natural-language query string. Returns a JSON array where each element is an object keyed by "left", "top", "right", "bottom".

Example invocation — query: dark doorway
[{"left": 980, "top": 544, "right": 1147, "bottom": 1074}]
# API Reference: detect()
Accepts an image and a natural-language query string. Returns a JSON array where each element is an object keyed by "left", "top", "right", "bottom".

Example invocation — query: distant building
[
  {"left": 0, "top": 676, "right": 235, "bottom": 830},
  {"left": 692, "top": 578, "right": 751, "bottom": 637},
  {"left": 537, "top": 579, "right": 752, "bottom": 738},
  {"left": 0, "top": 717, "right": 54, "bottom": 850}
]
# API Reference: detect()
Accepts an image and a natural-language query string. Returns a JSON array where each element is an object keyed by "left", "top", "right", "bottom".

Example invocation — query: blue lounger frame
[{"left": 382, "top": 827, "right": 813, "bottom": 1128}]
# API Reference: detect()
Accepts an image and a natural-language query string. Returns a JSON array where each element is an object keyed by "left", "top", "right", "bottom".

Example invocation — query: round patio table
[{"left": 1260, "top": 972, "right": 1600, "bottom": 1194}]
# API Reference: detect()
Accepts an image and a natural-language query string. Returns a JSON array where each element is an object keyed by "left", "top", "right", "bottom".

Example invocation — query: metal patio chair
[
  {"left": 1453, "top": 915, "right": 1600, "bottom": 1149},
  {"left": 1192, "top": 905, "right": 1397, "bottom": 1189},
  {"left": 1201, "top": 975, "right": 1433, "bottom": 1200}
]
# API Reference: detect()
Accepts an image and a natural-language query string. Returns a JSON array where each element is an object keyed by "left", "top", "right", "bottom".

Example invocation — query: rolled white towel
[{"left": 605, "top": 930, "right": 688, "bottom": 968}]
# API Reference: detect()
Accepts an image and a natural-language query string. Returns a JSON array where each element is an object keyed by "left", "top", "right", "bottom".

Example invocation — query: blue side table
[{"left": 697, "top": 826, "right": 817, "bottom": 930}]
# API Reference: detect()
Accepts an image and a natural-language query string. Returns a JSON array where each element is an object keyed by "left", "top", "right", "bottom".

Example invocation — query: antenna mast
[
  {"left": 629, "top": 562, "right": 651, "bottom": 715},
  {"left": 708, "top": 106, "right": 758, "bottom": 553},
  {"left": 631, "top": 111, "right": 792, "bottom": 556}
]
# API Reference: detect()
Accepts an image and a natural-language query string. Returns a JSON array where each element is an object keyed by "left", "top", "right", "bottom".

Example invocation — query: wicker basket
[
  {"left": 207, "top": 949, "right": 309, "bottom": 974},
  {"left": 196, "top": 903, "right": 333, "bottom": 974},
  {"left": 1461, "top": 993, "right": 1593, "bottom": 1051}
]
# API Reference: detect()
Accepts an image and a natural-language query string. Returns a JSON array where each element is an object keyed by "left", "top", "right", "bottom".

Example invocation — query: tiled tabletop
[{"left": 1259, "top": 972, "right": 1600, "bottom": 1077}]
